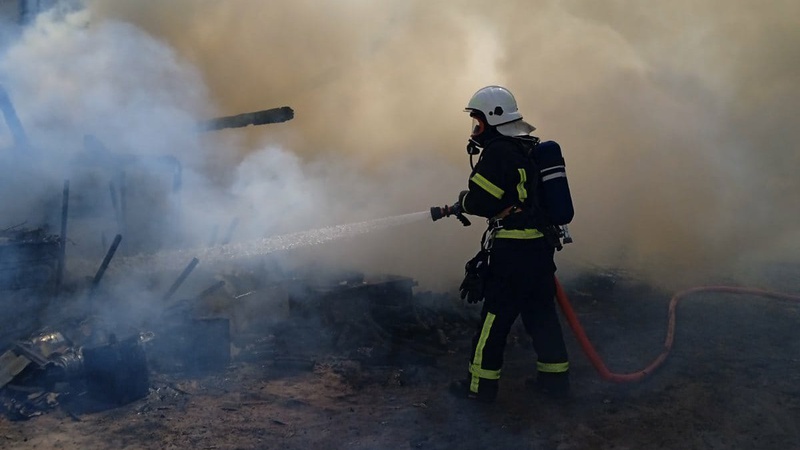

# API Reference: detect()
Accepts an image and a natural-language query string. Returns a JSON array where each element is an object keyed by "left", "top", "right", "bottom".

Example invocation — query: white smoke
[{"left": 3, "top": 1, "right": 799, "bottom": 293}]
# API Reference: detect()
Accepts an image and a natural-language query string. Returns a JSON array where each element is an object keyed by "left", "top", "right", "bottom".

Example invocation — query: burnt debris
[
  {"left": 0, "top": 226, "right": 61, "bottom": 292},
  {"left": 0, "top": 85, "right": 470, "bottom": 422},
  {"left": 0, "top": 264, "right": 470, "bottom": 421},
  {"left": 0, "top": 330, "right": 149, "bottom": 420}
]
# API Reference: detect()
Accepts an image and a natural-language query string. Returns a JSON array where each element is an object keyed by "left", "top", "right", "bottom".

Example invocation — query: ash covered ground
[
  {"left": 1, "top": 255, "right": 798, "bottom": 450},
  {"left": 1, "top": 2, "right": 799, "bottom": 449}
]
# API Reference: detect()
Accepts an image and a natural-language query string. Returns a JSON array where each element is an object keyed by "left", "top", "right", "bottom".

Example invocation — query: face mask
[
  {"left": 470, "top": 116, "right": 485, "bottom": 138},
  {"left": 466, "top": 138, "right": 481, "bottom": 156}
]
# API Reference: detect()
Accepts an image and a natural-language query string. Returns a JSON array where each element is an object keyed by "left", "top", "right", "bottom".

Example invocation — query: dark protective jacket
[
  {"left": 458, "top": 134, "right": 574, "bottom": 398},
  {"left": 460, "top": 136, "right": 573, "bottom": 239}
]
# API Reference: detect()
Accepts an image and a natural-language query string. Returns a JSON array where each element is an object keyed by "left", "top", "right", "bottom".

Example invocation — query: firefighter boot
[
  {"left": 449, "top": 377, "right": 498, "bottom": 403},
  {"left": 526, "top": 372, "right": 571, "bottom": 400}
]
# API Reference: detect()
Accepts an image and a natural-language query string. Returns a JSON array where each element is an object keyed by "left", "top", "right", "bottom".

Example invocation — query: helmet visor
[{"left": 470, "top": 117, "right": 485, "bottom": 137}]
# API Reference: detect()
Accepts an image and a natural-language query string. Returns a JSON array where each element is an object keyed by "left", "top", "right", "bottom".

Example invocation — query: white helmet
[{"left": 465, "top": 85, "right": 535, "bottom": 136}]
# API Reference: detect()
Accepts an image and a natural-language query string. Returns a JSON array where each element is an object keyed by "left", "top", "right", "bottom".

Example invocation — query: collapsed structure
[{"left": 0, "top": 85, "right": 463, "bottom": 421}]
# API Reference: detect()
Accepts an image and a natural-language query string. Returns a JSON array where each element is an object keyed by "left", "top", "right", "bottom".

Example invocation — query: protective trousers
[{"left": 466, "top": 239, "right": 569, "bottom": 397}]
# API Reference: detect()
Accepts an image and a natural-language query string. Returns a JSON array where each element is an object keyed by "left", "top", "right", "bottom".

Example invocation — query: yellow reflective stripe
[
  {"left": 470, "top": 312, "right": 496, "bottom": 393},
  {"left": 494, "top": 229, "right": 544, "bottom": 239},
  {"left": 537, "top": 361, "right": 569, "bottom": 373},
  {"left": 516, "top": 168, "right": 527, "bottom": 202},
  {"left": 470, "top": 173, "right": 504, "bottom": 199},
  {"left": 469, "top": 365, "right": 501, "bottom": 380}
]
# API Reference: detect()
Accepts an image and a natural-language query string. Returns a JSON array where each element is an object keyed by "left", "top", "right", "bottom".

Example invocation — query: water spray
[{"left": 115, "top": 211, "right": 433, "bottom": 271}]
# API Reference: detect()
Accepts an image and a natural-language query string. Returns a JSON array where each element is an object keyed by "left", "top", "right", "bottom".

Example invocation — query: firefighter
[{"left": 449, "top": 85, "right": 574, "bottom": 402}]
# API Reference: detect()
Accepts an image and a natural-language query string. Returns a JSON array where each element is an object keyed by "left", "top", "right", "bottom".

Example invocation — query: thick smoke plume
[{"left": 2, "top": 1, "right": 799, "bottom": 292}]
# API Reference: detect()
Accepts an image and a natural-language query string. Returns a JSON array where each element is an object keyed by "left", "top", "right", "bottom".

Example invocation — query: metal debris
[{"left": 0, "top": 331, "right": 150, "bottom": 420}]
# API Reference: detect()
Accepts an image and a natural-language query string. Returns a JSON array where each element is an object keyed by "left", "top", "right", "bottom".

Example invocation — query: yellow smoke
[{"left": 86, "top": 0, "right": 800, "bottom": 288}]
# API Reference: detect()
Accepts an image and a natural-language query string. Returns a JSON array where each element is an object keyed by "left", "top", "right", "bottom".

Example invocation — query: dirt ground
[{"left": 1, "top": 265, "right": 799, "bottom": 450}]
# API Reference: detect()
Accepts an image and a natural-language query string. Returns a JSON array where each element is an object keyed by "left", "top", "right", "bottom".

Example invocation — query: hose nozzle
[
  {"left": 430, "top": 204, "right": 471, "bottom": 226},
  {"left": 430, "top": 206, "right": 447, "bottom": 222}
]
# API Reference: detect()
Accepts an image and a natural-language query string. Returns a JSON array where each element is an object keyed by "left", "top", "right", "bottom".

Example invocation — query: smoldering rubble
[
  {"left": 0, "top": 85, "right": 471, "bottom": 422},
  {"left": 1, "top": 4, "right": 799, "bottom": 448}
]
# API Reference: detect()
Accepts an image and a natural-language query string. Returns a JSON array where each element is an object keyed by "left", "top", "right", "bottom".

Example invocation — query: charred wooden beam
[
  {"left": 162, "top": 257, "right": 200, "bottom": 301},
  {"left": 55, "top": 180, "right": 69, "bottom": 295},
  {"left": 0, "top": 85, "right": 29, "bottom": 152},
  {"left": 88, "top": 234, "right": 122, "bottom": 297},
  {"left": 195, "top": 280, "right": 226, "bottom": 300},
  {"left": 198, "top": 107, "right": 294, "bottom": 132}
]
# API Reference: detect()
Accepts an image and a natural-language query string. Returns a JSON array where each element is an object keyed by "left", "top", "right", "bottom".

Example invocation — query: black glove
[
  {"left": 459, "top": 273, "right": 483, "bottom": 303},
  {"left": 458, "top": 190, "right": 469, "bottom": 206},
  {"left": 459, "top": 250, "right": 488, "bottom": 303},
  {"left": 449, "top": 190, "right": 472, "bottom": 227}
]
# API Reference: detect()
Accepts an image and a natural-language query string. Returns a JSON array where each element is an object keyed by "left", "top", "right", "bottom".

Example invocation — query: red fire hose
[{"left": 554, "top": 277, "right": 800, "bottom": 383}]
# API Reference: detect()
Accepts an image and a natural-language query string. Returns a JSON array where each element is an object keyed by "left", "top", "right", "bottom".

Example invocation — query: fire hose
[
  {"left": 430, "top": 204, "right": 800, "bottom": 382},
  {"left": 554, "top": 277, "right": 800, "bottom": 383}
]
